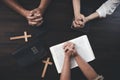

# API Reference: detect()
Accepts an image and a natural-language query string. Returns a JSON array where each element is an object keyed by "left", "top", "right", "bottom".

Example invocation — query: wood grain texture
[{"left": 0, "top": 0, "right": 120, "bottom": 80}]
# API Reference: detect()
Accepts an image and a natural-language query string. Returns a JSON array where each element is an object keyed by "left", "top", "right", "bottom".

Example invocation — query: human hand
[
  {"left": 26, "top": 8, "right": 44, "bottom": 26},
  {"left": 72, "top": 13, "right": 86, "bottom": 29},
  {"left": 63, "top": 42, "right": 78, "bottom": 57}
]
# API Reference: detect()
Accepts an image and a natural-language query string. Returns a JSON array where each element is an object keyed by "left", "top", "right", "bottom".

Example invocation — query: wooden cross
[
  {"left": 10, "top": 31, "right": 32, "bottom": 42},
  {"left": 42, "top": 57, "right": 53, "bottom": 78}
]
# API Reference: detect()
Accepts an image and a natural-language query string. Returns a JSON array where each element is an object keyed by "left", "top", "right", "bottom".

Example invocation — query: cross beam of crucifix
[{"left": 10, "top": 31, "right": 32, "bottom": 42}]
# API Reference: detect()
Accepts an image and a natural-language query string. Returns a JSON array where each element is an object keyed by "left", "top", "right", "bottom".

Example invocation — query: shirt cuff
[
  {"left": 94, "top": 75, "right": 104, "bottom": 80},
  {"left": 96, "top": 7, "right": 107, "bottom": 18}
]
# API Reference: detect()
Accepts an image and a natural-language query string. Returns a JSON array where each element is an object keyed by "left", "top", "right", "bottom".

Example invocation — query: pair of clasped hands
[
  {"left": 72, "top": 13, "right": 88, "bottom": 29},
  {"left": 25, "top": 8, "right": 43, "bottom": 27},
  {"left": 63, "top": 42, "right": 78, "bottom": 57}
]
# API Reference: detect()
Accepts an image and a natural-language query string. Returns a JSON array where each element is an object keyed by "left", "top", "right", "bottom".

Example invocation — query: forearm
[
  {"left": 85, "top": 12, "right": 99, "bottom": 22},
  {"left": 38, "top": 0, "right": 51, "bottom": 14},
  {"left": 60, "top": 56, "right": 71, "bottom": 80},
  {"left": 3, "top": 0, "right": 28, "bottom": 17},
  {"left": 75, "top": 54, "right": 98, "bottom": 80},
  {"left": 72, "top": 0, "right": 81, "bottom": 17}
]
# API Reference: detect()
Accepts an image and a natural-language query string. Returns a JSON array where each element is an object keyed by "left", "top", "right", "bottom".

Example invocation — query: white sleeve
[
  {"left": 96, "top": 0, "right": 120, "bottom": 18},
  {"left": 93, "top": 75, "right": 104, "bottom": 80}
]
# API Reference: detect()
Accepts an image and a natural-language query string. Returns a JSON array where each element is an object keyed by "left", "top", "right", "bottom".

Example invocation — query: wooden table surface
[{"left": 0, "top": 0, "right": 120, "bottom": 80}]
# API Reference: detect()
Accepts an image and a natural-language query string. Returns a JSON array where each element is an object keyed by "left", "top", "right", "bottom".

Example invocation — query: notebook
[{"left": 49, "top": 35, "right": 95, "bottom": 73}]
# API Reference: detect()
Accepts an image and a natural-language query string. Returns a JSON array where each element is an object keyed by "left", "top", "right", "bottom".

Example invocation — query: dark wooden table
[{"left": 0, "top": 0, "right": 120, "bottom": 80}]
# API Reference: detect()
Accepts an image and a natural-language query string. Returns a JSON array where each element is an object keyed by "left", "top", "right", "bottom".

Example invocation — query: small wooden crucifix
[
  {"left": 10, "top": 31, "right": 32, "bottom": 42},
  {"left": 41, "top": 57, "right": 53, "bottom": 78}
]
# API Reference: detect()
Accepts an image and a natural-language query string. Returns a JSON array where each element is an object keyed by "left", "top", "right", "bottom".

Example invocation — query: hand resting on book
[
  {"left": 61, "top": 42, "right": 104, "bottom": 80},
  {"left": 63, "top": 42, "right": 78, "bottom": 57}
]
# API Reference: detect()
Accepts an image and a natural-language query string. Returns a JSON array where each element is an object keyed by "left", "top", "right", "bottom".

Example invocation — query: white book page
[{"left": 50, "top": 35, "right": 95, "bottom": 73}]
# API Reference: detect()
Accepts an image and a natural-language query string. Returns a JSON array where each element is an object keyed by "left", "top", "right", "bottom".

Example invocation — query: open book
[{"left": 49, "top": 35, "right": 95, "bottom": 73}]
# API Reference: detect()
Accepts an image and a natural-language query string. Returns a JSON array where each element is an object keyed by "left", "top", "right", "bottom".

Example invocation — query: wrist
[
  {"left": 37, "top": 7, "right": 45, "bottom": 15},
  {"left": 65, "top": 55, "right": 71, "bottom": 59},
  {"left": 74, "top": 12, "right": 81, "bottom": 19},
  {"left": 74, "top": 54, "right": 80, "bottom": 61},
  {"left": 85, "top": 17, "right": 90, "bottom": 23},
  {"left": 21, "top": 9, "right": 29, "bottom": 18},
  {"left": 64, "top": 56, "right": 71, "bottom": 62},
  {"left": 73, "top": 52, "right": 79, "bottom": 58}
]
